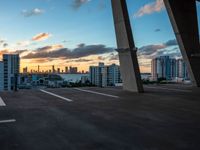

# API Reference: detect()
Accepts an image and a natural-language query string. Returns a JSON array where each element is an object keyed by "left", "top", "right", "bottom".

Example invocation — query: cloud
[
  {"left": 21, "top": 8, "right": 45, "bottom": 17},
  {"left": 73, "top": 58, "right": 92, "bottom": 62},
  {"left": 0, "top": 40, "right": 5, "bottom": 44},
  {"left": 3, "top": 43, "right": 8, "bottom": 48},
  {"left": 72, "top": 0, "right": 91, "bottom": 9},
  {"left": 0, "top": 39, "right": 8, "bottom": 48},
  {"left": 138, "top": 39, "right": 179, "bottom": 59},
  {"left": 30, "top": 58, "right": 54, "bottom": 63},
  {"left": 17, "top": 41, "right": 31, "bottom": 47},
  {"left": 134, "top": 0, "right": 165, "bottom": 18},
  {"left": 0, "top": 49, "right": 9, "bottom": 56},
  {"left": 140, "top": 62, "right": 152, "bottom": 68},
  {"left": 32, "top": 33, "right": 52, "bottom": 41},
  {"left": 97, "top": 56, "right": 106, "bottom": 61},
  {"left": 36, "top": 44, "right": 64, "bottom": 52},
  {"left": 136, "top": 39, "right": 179, "bottom": 71},
  {"left": 0, "top": 49, "right": 27, "bottom": 57},
  {"left": 109, "top": 53, "right": 119, "bottom": 61},
  {"left": 139, "top": 44, "right": 166, "bottom": 56},
  {"left": 155, "top": 28, "right": 161, "bottom": 32},
  {"left": 22, "top": 43, "right": 114, "bottom": 59},
  {"left": 62, "top": 40, "right": 70, "bottom": 43},
  {"left": 164, "top": 39, "right": 178, "bottom": 46}
]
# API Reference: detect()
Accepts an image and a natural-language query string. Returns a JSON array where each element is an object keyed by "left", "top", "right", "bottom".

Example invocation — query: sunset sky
[{"left": 0, "top": 0, "right": 200, "bottom": 73}]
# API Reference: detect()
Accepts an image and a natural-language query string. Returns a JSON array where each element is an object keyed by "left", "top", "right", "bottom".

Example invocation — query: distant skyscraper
[
  {"left": 52, "top": 65, "right": 55, "bottom": 73},
  {"left": 57, "top": 68, "right": 60, "bottom": 73},
  {"left": 69, "top": 67, "right": 78, "bottom": 74},
  {"left": 23, "top": 67, "right": 28, "bottom": 73},
  {"left": 65, "top": 67, "right": 69, "bottom": 73},
  {"left": 2, "top": 54, "right": 20, "bottom": 91},
  {"left": 38, "top": 65, "right": 40, "bottom": 73}
]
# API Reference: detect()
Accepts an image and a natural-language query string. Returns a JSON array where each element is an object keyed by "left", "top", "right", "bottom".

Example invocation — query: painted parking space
[
  {"left": 0, "top": 96, "right": 6, "bottom": 106},
  {"left": 73, "top": 88, "right": 119, "bottom": 99},
  {"left": 40, "top": 89, "right": 73, "bottom": 102},
  {"left": 0, "top": 119, "right": 16, "bottom": 124}
]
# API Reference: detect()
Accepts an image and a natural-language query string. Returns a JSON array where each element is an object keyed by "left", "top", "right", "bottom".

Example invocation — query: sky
[{"left": 0, "top": 0, "right": 200, "bottom": 73}]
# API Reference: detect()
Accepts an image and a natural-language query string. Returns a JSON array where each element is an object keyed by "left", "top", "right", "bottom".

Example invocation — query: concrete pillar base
[{"left": 117, "top": 48, "right": 144, "bottom": 92}]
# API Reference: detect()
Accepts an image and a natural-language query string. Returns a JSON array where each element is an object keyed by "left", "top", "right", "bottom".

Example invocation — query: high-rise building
[
  {"left": 151, "top": 58, "right": 164, "bottom": 80},
  {"left": 90, "top": 63, "right": 107, "bottom": 87},
  {"left": 89, "top": 63, "right": 121, "bottom": 87},
  {"left": 99, "top": 63, "right": 108, "bottom": 87},
  {"left": 0, "top": 61, "right": 4, "bottom": 91},
  {"left": 170, "top": 59, "right": 177, "bottom": 78},
  {"left": 176, "top": 59, "right": 189, "bottom": 79},
  {"left": 1, "top": 54, "right": 20, "bottom": 91},
  {"left": 90, "top": 66, "right": 100, "bottom": 86},
  {"left": 107, "top": 64, "right": 121, "bottom": 86},
  {"left": 151, "top": 56, "right": 189, "bottom": 81},
  {"left": 159, "top": 56, "right": 172, "bottom": 80}
]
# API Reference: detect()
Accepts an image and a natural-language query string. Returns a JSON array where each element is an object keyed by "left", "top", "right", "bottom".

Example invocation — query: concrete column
[
  {"left": 111, "top": 0, "right": 144, "bottom": 92},
  {"left": 164, "top": 0, "right": 200, "bottom": 86}
]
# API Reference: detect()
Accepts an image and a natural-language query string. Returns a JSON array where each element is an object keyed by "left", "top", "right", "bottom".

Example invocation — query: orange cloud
[
  {"left": 32, "top": 33, "right": 52, "bottom": 41},
  {"left": 45, "top": 44, "right": 64, "bottom": 52},
  {"left": 134, "top": 0, "right": 165, "bottom": 18},
  {"left": 0, "top": 49, "right": 9, "bottom": 59}
]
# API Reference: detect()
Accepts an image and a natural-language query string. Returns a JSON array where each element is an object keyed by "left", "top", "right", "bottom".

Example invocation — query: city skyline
[
  {"left": 22, "top": 65, "right": 86, "bottom": 74},
  {"left": 1, "top": 0, "right": 200, "bottom": 72}
]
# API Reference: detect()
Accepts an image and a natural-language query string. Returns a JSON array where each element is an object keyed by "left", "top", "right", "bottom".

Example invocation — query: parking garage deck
[{"left": 0, "top": 85, "right": 200, "bottom": 150}]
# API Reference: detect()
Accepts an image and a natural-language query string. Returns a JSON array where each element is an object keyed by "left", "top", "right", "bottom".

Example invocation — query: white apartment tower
[
  {"left": 0, "top": 61, "right": 4, "bottom": 91},
  {"left": 151, "top": 56, "right": 189, "bottom": 81},
  {"left": 89, "top": 63, "right": 121, "bottom": 87},
  {"left": 2, "top": 54, "right": 20, "bottom": 91}
]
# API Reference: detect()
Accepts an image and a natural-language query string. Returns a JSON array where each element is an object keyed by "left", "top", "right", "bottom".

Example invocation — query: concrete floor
[{"left": 0, "top": 84, "right": 200, "bottom": 150}]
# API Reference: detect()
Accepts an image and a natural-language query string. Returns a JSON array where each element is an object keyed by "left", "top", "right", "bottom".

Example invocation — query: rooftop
[{"left": 0, "top": 84, "right": 200, "bottom": 150}]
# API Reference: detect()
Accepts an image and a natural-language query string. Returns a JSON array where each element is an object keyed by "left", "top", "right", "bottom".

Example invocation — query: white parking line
[
  {"left": 145, "top": 86, "right": 191, "bottom": 93},
  {"left": 0, "top": 119, "right": 16, "bottom": 124},
  {"left": 74, "top": 88, "right": 119, "bottom": 99},
  {"left": 40, "top": 89, "right": 73, "bottom": 102},
  {"left": 0, "top": 97, "right": 6, "bottom": 106}
]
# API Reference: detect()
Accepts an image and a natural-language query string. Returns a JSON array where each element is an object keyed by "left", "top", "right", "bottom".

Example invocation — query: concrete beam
[
  {"left": 111, "top": 0, "right": 144, "bottom": 92},
  {"left": 164, "top": 0, "right": 200, "bottom": 86}
]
